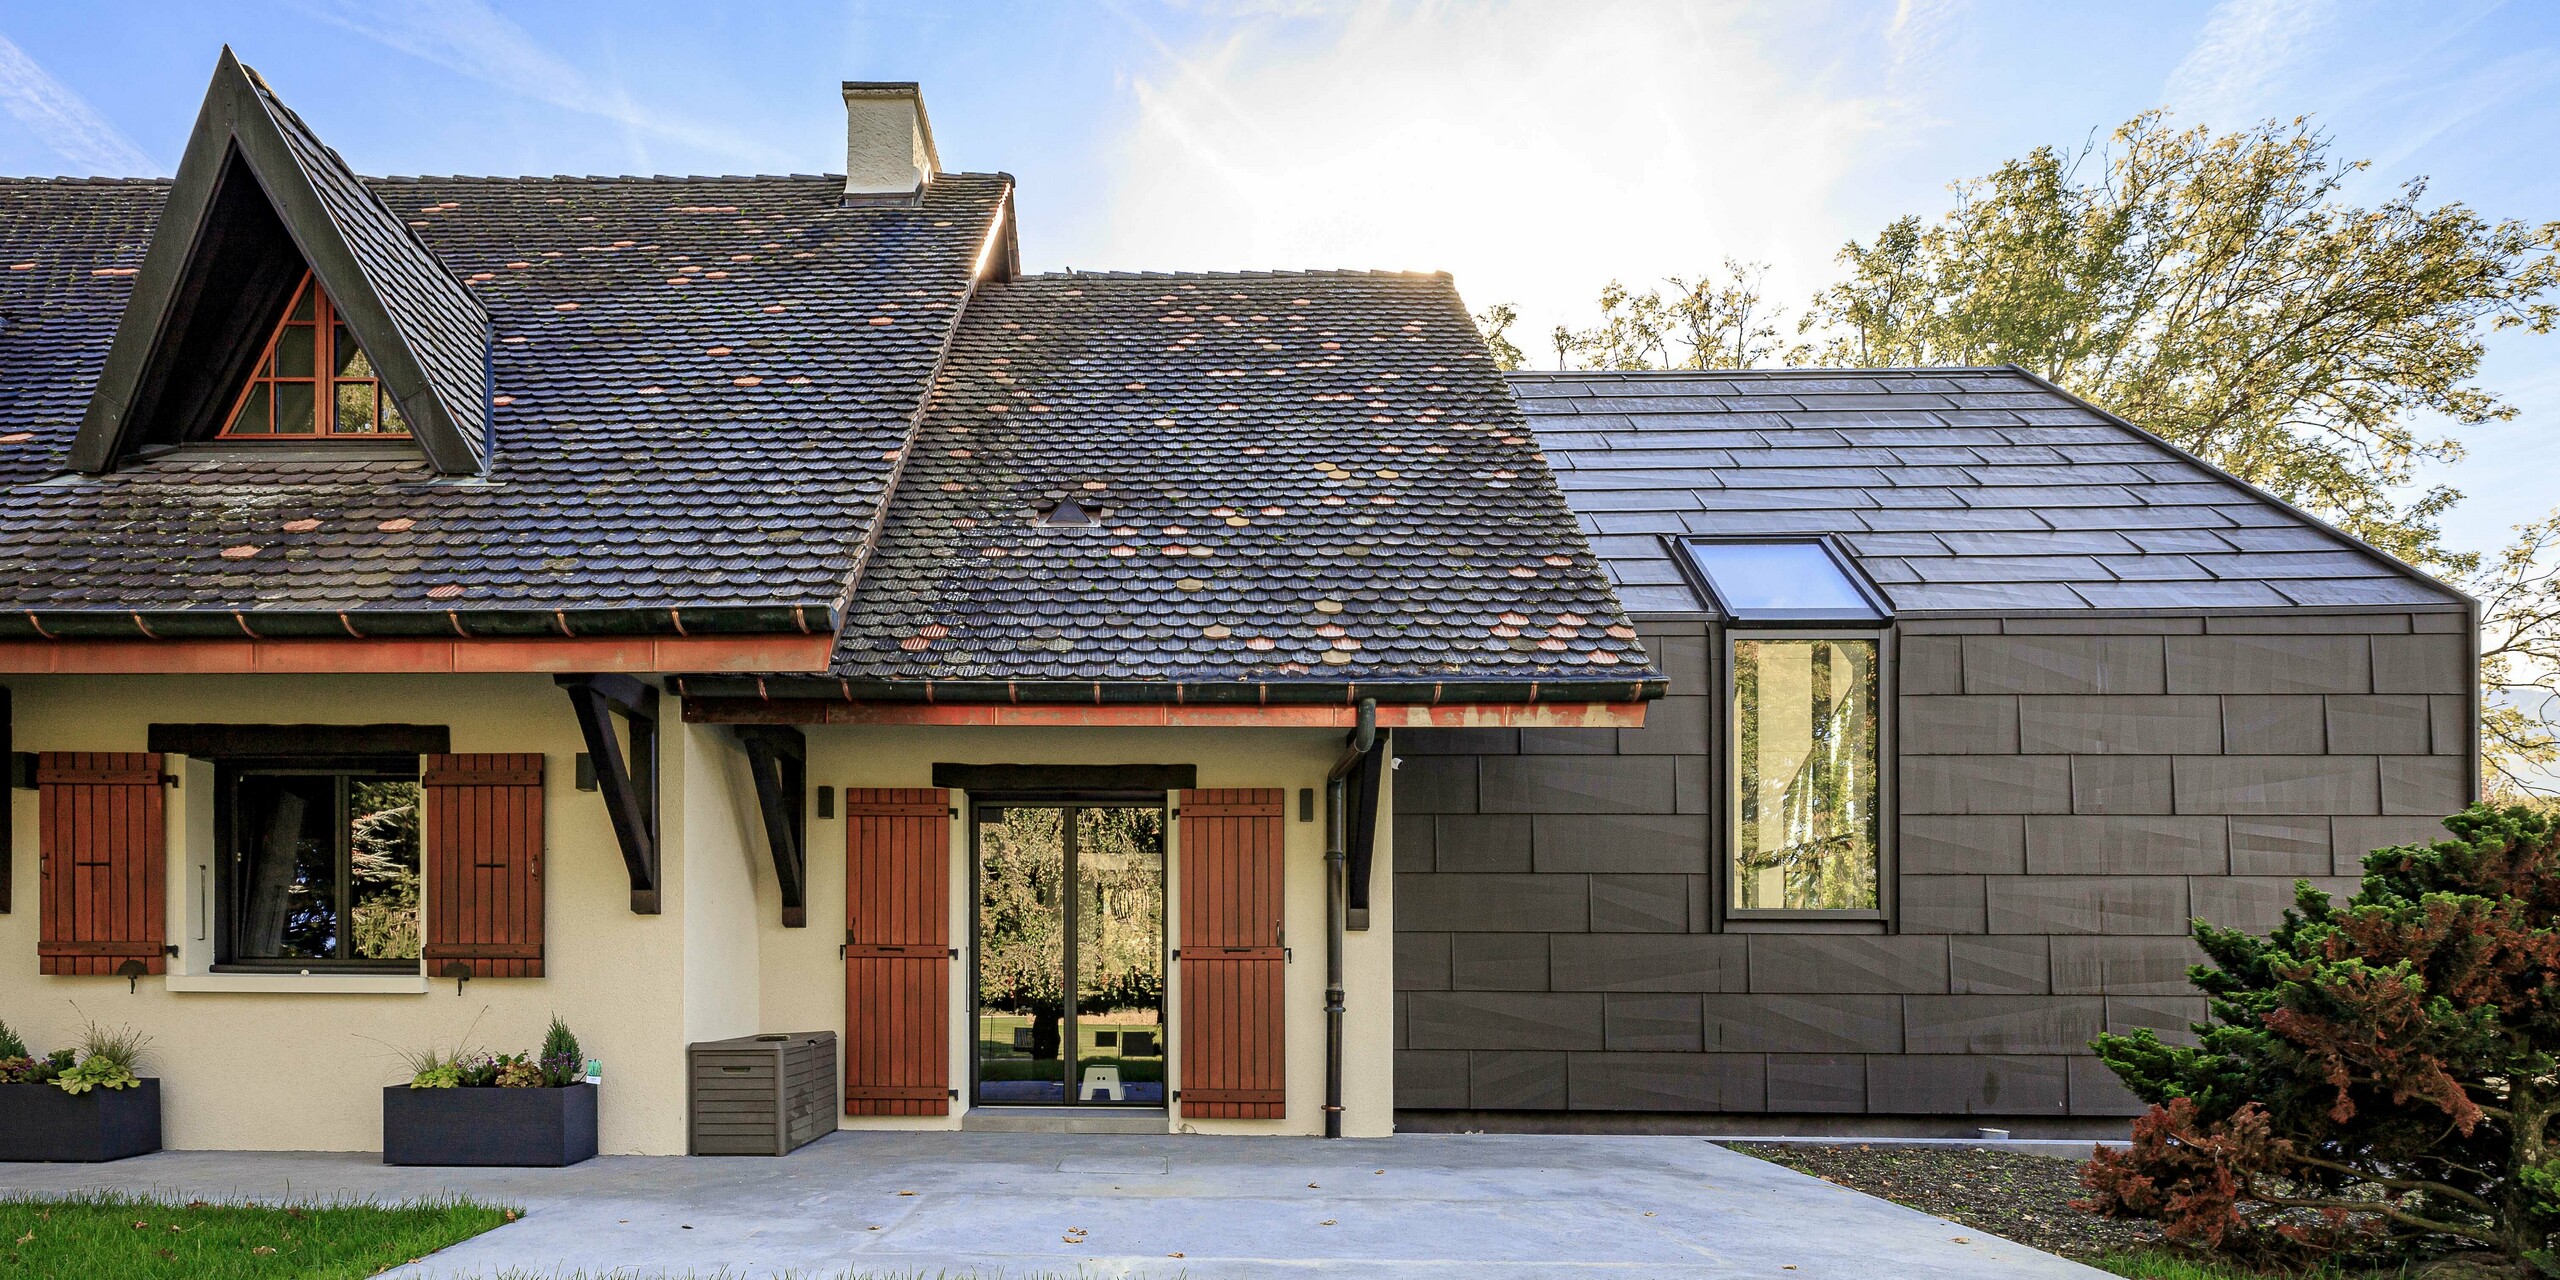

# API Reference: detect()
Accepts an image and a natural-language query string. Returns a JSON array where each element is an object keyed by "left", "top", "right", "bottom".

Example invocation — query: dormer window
[{"left": 218, "top": 272, "right": 410, "bottom": 439}]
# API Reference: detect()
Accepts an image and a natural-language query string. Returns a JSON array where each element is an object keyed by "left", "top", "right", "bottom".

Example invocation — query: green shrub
[
  {"left": 0, "top": 1020, "right": 26, "bottom": 1059},
  {"left": 50, "top": 1055, "right": 139, "bottom": 1095},
  {"left": 539, "top": 1015, "right": 581, "bottom": 1087},
  {"left": 2081, "top": 804, "right": 2560, "bottom": 1270}
]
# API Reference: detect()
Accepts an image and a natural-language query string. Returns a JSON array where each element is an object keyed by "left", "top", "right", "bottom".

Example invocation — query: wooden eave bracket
[
  {"left": 1344, "top": 728, "right": 1387, "bottom": 931},
  {"left": 557, "top": 673, "right": 660, "bottom": 913},
  {"left": 733, "top": 725, "right": 808, "bottom": 927}
]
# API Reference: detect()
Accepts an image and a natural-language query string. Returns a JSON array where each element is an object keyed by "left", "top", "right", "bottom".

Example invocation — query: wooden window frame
[{"left": 215, "top": 271, "right": 412, "bottom": 440}]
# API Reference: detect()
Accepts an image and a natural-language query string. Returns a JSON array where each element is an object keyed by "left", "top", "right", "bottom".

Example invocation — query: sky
[{"left": 2, "top": 0, "right": 2556, "bottom": 557}]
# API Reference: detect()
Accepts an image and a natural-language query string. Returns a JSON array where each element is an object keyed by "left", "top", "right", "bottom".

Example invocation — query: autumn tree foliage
[
  {"left": 1495, "top": 112, "right": 2560, "bottom": 791},
  {"left": 2080, "top": 805, "right": 2560, "bottom": 1270}
]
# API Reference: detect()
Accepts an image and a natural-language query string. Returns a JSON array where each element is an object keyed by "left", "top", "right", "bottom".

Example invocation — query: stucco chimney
[{"left": 841, "top": 82, "right": 939, "bottom": 204}]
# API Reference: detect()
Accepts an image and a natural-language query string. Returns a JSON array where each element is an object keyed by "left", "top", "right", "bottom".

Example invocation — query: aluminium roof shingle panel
[{"left": 1511, "top": 367, "right": 2463, "bottom": 617}]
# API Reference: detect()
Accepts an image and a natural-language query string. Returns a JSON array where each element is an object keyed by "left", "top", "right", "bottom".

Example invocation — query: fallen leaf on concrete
[
  {"left": 1320, "top": 1219, "right": 1337, "bottom": 1227},
  {"left": 1168, "top": 1253, "right": 1185, "bottom": 1258},
  {"left": 898, "top": 1190, "right": 916, "bottom": 1196}
]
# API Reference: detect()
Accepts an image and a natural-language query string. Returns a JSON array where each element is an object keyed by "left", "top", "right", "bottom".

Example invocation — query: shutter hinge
[
  {"left": 160, "top": 774, "right": 178, "bottom": 788},
  {"left": 948, "top": 948, "right": 958, "bottom": 960}
]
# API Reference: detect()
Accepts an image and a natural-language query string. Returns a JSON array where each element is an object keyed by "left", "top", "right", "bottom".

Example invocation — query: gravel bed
[{"left": 1727, "top": 1141, "right": 2162, "bottom": 1261}]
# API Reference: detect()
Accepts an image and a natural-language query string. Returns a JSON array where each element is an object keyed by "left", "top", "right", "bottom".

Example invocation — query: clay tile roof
[
  {"left": 244, "top": 62, "right": 492, "bottom": 463},
  {"left": 0, "top": 170, "right": 1008, "bottom": 638},
  {"left": 809, "top": 271, "right": 1656, "bottom": 692},
  {"left": 1516, "top": 367, "right": 2465, "bottom": 616}
]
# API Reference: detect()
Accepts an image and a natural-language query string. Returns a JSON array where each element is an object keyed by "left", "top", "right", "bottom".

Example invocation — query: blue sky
[{"left": 3, "top": 1, "right": 2556, "bottom": 557}]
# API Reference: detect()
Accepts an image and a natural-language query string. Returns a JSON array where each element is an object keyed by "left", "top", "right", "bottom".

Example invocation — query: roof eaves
[
  {"left": 0, "top": 604, "right": 838, "bottom": 642},
  {"left": 670, "top": 675, "right": 1668, "bottom": 706}
]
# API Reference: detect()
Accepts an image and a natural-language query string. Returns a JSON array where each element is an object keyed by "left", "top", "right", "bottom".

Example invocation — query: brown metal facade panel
[
  {"left": 843, "top": 789, "right": 950, "bottom": 1117},
  {"left": 1177, "top": 788, "right": 1286, "bottom": 1119},
  {"left": 36, "top": 752, "right": 166, "bottom": 977},
  {"left": 420, "top": 753, "right": 545, "bottom": 978}
]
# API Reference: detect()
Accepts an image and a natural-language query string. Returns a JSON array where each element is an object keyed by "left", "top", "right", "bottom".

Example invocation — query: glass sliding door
[
  {"left": 971, "top": 801, "right": 1165, "bottom": 1107},
  {"left": 1074, "top": 807, "right": 1166, "bottom": 1105}
]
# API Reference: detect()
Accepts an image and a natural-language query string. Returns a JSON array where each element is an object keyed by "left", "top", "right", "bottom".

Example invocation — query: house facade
[
  {"left": 0, "top": 55, "right": 2474, "bottom": 1155},
  {"left": 1394, "top": 371, "right": 2475, "bottom": 1129}
]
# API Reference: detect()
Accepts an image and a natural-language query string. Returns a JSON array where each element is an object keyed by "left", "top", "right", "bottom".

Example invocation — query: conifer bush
[{"left": 2080, "top": 804, "right": 2560, "bottom": 1272}]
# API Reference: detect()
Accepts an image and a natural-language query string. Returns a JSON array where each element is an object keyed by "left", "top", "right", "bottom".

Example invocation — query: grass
[
  {"left": 2089, "top": 1250, "right": 2420, "bottom": 1279},
  {"left": 0, "top": 1190, "right": 515, "bottom": 1279}
]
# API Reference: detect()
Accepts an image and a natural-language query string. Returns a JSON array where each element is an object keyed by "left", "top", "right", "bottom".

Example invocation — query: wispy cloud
[
  {"left": 0, "top": 32, "right": 158, "bottom": 175},
  {"left": 1083, "top": 1, "right": 1887, "bottom": 367},
  {"left": 283, "top": 0, "right": 796, "bottom": 171},
  {"left": 2165, "top": 0, "right": 2337, "bottom": 125}
]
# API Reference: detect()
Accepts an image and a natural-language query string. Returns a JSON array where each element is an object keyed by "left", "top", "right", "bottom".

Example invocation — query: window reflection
[
  {"left": 225, "top": 770, "right": 420, "bottom": 968},
  {"left": 1733, "top": 638, "right": 1881, "bottom": 910}
]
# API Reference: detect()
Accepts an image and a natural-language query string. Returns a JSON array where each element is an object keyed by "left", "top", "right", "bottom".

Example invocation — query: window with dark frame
[
  {"left": 1679, "top": 536, "right": 1893, "bottom": 918},
  {"left": 216, "top": 271, "right": 412, "bottom": 439},
  {"left": 216, "top": 758, "right": 422, "bottom": 971},
  {"left": 1731, "top": 635, "right": 1882, "bottom": 912}
]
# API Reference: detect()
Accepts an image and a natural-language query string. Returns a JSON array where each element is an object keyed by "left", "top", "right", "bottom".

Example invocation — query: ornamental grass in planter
[
  {"left": 384, "top": 1015, "right": 596, "bottom": 1167},
  {"left": 0, "top": 1019, "right": 160, "bottom": 1163}
]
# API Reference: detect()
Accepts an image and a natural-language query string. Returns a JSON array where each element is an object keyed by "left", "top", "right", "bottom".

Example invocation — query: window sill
[
  {"left": 1720, "top": 917, "right": 1888, "bottom": 934},
  {"left": 165, "top": 973, "right": 428, "bottom": 995}
]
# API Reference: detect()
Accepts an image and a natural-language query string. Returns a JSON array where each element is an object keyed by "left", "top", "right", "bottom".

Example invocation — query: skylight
[{"left": 1681, "top": 539, "right": 1887, "bottom": 623}]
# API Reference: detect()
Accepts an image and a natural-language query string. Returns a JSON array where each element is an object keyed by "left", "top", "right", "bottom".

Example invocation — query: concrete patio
[{"left": 0, "top": 1131, "right": 2108, "bottom": 1278}]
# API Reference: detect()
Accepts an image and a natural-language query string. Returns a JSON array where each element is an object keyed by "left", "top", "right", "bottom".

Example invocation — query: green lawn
[
  {"left": 0, "top": 1191, "right": 514, "bottom": 1279},
  {"left": 2092, "top": 1251, "right": 2421, "bottom": 1279}
]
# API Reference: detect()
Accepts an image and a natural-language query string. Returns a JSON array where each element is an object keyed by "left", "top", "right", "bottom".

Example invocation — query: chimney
[{"left": 841, "top": 82, "right": 939, "bottom": 204}]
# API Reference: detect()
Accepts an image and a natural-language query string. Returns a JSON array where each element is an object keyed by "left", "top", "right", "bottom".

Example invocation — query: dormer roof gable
[{"left": 69, "top": 48, "right": 489, "bottom": 475}]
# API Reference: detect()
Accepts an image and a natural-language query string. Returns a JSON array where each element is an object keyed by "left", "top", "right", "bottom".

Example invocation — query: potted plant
[
  {"left": 383, "top": 1015, "right": 596, "bottom": 1167},
  {"left": 0, "top": 1019, "right": 160, "bottom": 1162}
]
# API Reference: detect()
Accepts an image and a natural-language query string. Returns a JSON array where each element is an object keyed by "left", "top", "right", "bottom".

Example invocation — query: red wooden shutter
[
  {"left": 844, "top": 788, "right": 950, "bottom": 1116},
  {"left": 1178, "top": 788, "right": 1286, "bottom": 1119},
  {"left": 37, "top": 753, "right": 166, "bottom": 977},
  {"left": 422, "top": 754, "right": 545, "bottom": 978}
]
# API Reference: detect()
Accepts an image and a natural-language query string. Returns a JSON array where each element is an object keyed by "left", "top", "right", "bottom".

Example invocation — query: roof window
[
  {"left": 1679, "top": 538, "right": 1888, "bottom": 623},
  {"left": 1035, "top": 498, "right": 1100, "bottom": 528}
]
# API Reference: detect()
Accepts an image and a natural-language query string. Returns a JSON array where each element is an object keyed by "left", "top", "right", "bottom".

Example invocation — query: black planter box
[
  {"left": 0, "top": 1079, "right": 162, "bottom": 1162},
  {"left": 382, "top": 1083, "right": 597, "bottom": 1167}
]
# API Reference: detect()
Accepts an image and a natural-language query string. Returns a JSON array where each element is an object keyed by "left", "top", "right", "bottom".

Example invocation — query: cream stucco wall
[
  {"left": 0, "top": 676, "right": 1399, "bottom": 1151},
  {"left": 1, "top": 674, "right": 701, "bottom": 1154},
  {"left": 753, "top": 724, "right": 1397, "bottom": 1138}
]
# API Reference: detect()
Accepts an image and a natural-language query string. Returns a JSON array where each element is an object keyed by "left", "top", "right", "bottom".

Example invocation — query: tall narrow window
[
  {"left": 218, "top": 272, "right": 410, "bottom": 438},
  {"left": 1732, "top": 637, "right": 1880, "bottom": 911},
  {"left": 1682, "top": 536, "right": 1892, "bottom": 918}
]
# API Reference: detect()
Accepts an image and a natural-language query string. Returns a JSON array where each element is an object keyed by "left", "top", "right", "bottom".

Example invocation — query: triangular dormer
[{"left": 70, "top": 48, "right": 489, "bottom": 474}]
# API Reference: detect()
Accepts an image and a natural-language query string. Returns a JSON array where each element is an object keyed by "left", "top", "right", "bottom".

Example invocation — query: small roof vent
[{"left": 1035, "top": 498, "right": 1100, "bottom": 528}]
